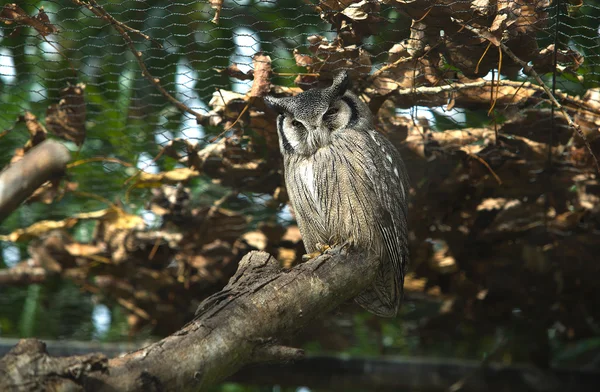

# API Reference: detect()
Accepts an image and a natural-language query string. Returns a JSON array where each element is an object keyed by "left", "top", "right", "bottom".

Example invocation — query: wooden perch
[
  {"left": 0, "top": 139, "right": 70, "bottom": 223},
  {"left": 0, "top": 247, "right": 378, "bottom": 391}
]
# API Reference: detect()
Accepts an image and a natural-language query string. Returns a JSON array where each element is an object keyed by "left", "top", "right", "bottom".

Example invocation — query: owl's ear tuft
[
  {"left": 329, "top": 71, "right": 350, "bottom": 98},
  {"left": 264, "top": 95, "right": 287, "bottom": 113}
]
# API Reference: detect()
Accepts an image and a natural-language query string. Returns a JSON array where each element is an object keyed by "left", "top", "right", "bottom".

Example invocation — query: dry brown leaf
[
  {"left": 341, "top": 1, "right": 369, "bottom": 20},
  {"left": 209, "top": 0, "right": 223, "bottom": 24},
  {"left": 64, "top": 242, "right": 105, "bottom": 257},
  {"left": 471, "top": 0, "right": 492, "bottom": 16},
  {"left": 27, "top": 180, "right": 78, "bottom": 205},
  {"left": 551, "top": 210, "right": 588, "bottom": 231},
  {"left": 293, "top": 49, "right": 313, "bottom": 68},
  {"left": 46, "top": 83, "right": 86, "bottom": 145},
  {"left": 477, "top": 198, "right": 511, "bottom": 211},
  {"left": 0, "top": 4, "right": 58, "bottom": 36},
  {"left": 209, "top": 89, "right": 247, "bottom": 119},
  {"left": 20, "top": 112, "right": 47, "bottom": 149},
  {"left": 534, "top": 44, "right": 584, "bottom": 74},
  {"left": 1, "top": 218, "right": 78, "bottom": 242},
  {"left": 489, "top": 13, "right": 509, "bottom": 34},
  {"left": 295, "top": 35, "right": 372, "bottom": 87},
  {"left": 216, "top": 64, "right": 253, "bottom": 80},
  {"left": 136, "top": 167, "right": 200, "bottom": 187},
  {"left": 98, "top": 208, "right": 145, "bottom": 231}
]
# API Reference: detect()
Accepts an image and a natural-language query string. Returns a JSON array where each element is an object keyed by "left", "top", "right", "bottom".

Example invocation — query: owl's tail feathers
[{"left": 354, "top": 265, "right": 401, "bottom": 317}]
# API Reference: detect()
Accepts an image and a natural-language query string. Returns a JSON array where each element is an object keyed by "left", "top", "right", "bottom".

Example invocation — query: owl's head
[{"left": 265, "top": 71, "right": 372, "bottom": 157}]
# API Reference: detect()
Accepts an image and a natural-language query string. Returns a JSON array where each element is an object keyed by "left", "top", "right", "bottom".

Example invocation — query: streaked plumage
[{"left": 265, "top": 72, "right": 409, "bottom": 317}]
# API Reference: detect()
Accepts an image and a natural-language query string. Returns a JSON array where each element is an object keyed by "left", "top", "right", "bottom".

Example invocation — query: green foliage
[
  {"left": 1, "top": 1, "right": 600, "bottom": 385},
  {"left": 1, "top": 280, "right": 94, "bottom": 340}
]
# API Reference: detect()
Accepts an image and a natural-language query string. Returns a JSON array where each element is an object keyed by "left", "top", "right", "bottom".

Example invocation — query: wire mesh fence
[
  {"left": 1, "top": 1, "right": 597, "bottom": 218},
  {"left": 1, "top": 0, "right": 600, "bottom": 364}
]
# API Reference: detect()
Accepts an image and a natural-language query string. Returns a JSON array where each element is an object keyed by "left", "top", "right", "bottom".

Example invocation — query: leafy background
[{"left": 2, "top": 0, "right": 600, "bottom": 390}]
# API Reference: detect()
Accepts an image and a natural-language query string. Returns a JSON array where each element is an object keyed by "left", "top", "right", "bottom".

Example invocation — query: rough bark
[
  {"left": 0, "top": 139, "right": 71, "bottom": 223},
  {"left": 0, "top": 247, "right": 377, "bottom": 391},
  {"left": 4, "top": 338, "right": 599, "bottom": 392}
]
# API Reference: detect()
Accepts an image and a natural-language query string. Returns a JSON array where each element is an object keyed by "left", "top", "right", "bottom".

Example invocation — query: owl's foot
[
  {"left": 340, "top": 240, "right": 352, "bottom": 251},
  {"left": 301, "top": 243, "right": 331, "bottom": 261}
]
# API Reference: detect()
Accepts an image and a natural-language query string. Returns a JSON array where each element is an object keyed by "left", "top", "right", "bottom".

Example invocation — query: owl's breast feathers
[{"left": 285, "top": 129, "right": 403, "bottom": 256}]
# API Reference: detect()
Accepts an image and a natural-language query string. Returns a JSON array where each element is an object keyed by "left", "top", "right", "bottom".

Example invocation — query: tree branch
[
  {"left": 0, "top": 139, "right": 70, "bottom": 223},
  {"left": 0, "top": 247, "right": 378, "bottom": 391}
]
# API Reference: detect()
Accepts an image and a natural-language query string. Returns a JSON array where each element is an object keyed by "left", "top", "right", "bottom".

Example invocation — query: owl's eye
[{"left": 291, "top": 119, "right": 303, "bottom": 128}]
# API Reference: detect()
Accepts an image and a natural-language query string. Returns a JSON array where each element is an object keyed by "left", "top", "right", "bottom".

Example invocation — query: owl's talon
[
  {"left": 340, "top": 241, "right": 351, "bottom": 251},
  {"left": 316, "top": 243, "right": 331, "bottom": 253},
  {"left": 302, "top": 252, "right": 317, "bottom": 261},
  {"left": 301, "top": 243, "right": 331, "bottom": 261}
]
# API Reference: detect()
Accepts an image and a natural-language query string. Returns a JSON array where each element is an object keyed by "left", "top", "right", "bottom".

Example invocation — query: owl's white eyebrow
[{"left": 278, "top": 114, "right": 294, "bottom": 153}]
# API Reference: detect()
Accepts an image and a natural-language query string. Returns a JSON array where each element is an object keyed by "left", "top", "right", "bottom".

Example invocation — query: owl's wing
[
  {"left": 355, "top": 131, "right": 409, "bottom": 317},
  {"left": 379, "top": 134, "right": 410, "bottom": 303}
]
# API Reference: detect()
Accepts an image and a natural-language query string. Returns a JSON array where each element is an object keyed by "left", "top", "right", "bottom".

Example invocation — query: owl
[{"left": 265, "top": 72, "right": 409, "bottom": 317}]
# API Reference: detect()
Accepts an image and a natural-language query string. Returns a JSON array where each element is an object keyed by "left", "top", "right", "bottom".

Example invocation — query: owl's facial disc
[
  {"left": 322, "top": 99, "right": 353, "bottom": 132},
  {"left": 267, "top": 71, "right": 354, "bottom": 156}
]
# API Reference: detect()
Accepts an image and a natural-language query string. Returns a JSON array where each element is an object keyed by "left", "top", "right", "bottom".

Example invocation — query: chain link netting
[
  {"left": 1, "top": 0, "right": 600, "bottom": 356},
  {"left": 1, "top": 1, "right": 599, "bottom": 215}
]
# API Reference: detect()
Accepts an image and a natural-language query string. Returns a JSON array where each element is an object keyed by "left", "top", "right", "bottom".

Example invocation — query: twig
[
  {"left": 452, "top": 17, "right": 600, "bottom": 173},
  {"left": 71, "top": 0, "right": 207, "bottom": 125},
  {"left": 467, "top": 153, "right": 502, "bottom": 185},
  {"left": 0, "top": 140, "right": 70, "bottom": 223},
  {"left": 67, "top": 157, "right": 133, "bottom": 169},
  {"left": 71, "top": 0, "right": 163, "bottom": 48}
]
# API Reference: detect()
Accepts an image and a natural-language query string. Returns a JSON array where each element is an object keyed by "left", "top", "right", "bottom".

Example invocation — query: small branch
[
  {"left": 373, "top": 79, "right": 599, "bottom": 116},
  {"left": 250, "top": 344, "right": 305, "bottom": 364},
  {"left": 0, "top": 247, "right": 378, "bottom": 391},
  {"left": 71, "top": 0, "right": 162, "bottom": 48},
  {"left": 71, "top": 0, "right": 207, "bottom": 125},
  {"left": 0, "top": 139, "right": 70, "bottom": 223},
  {"left": 452, "top": 18, "right": 600, "bottom": 173},
  {"left": 0, "top": 340, "right": 108, "bottom": 391},
  {"left": 0, "top": 266, "right": 48, "bottom": 285}
]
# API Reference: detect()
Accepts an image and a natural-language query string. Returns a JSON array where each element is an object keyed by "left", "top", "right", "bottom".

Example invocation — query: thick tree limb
[
  {"left": 0, "top": 266, "right": 48, "bottom": 285},
  {"left": 0, "top": 139, "right": 70, "bottom": 223},
  {"left": 0, "top": 247, "right": 378, "bottom": 391},
  {"left": 0, "top": 339, "right": 108, "bottom": 391},
  {"left": 3, "top": 338, "right": 598, "bottom": 392}
]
